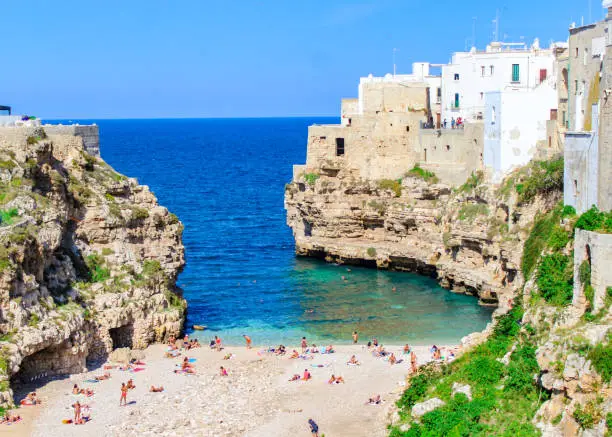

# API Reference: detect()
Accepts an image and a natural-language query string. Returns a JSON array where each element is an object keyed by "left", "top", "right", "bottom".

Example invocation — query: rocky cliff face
[
  {"left": 0, "top": 127, "right": 185, "bottom": 406},
  {"left": 285, "top": 167, "right": 559, "bottom": 308}
]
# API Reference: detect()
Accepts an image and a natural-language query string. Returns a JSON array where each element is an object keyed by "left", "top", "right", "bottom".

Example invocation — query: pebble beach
[{"left": 4, "top": 342, "right": 455, "bottom": 437}]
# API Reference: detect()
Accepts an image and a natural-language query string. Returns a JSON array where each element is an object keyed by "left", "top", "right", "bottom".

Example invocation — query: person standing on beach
[
  {"left": 73, "top": 401, "right": 81, "bottom": 423},
  {"left": 120, "top": 383, "right": 128, "bottom": 406},
  {"left": 243, "top": 334, "right": 252, "bottom": 349},
  {"left": 308, "top": 418, "right": 319, "bottom": 436},
  {"left": 301, "top": 336, "right": 308, "bottom": 353},
  {"left": 215, "top": 335, "right": 222, "bottom": 351},
  {"left": 352, "top": 331, "right": 358, "bottom": 344},
  {"left": 410, "top": 351, "right": 418, "bottom": 373}
]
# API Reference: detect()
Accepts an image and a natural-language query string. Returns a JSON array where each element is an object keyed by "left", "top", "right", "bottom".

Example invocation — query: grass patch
[
  {"left": 85, "top": 253, "right": 111, "bottom": 283},
  {"left": 458, "top": 203, "right": 489, "bottom": 223},
  {"left": 574, "top": 206, "right": 612, "bottom": 233},
  {"left": 515, "top": 157, "right": 564, "bottom": 204},
  {"left": 378, "top": 179, "right": 402, "bottom": 197},
  {"left": 588, "top": 336, "right": 612, "bottom": 383},
  {"left": 536, "top": 253, "right": 573, "bottom": 306},
  {"left": 521, "top": 203, "right": 562, "bottom": 279},
  {"left": 457, "top": 171, "right": 484, "bottom": 194},
  {"left": 405, "top": 164, "right": 439, "bottom": 184}
]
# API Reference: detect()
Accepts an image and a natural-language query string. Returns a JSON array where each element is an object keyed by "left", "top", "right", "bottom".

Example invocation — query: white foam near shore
[{"left": 5, "top": 342, "right": 456, "bottom": 437}]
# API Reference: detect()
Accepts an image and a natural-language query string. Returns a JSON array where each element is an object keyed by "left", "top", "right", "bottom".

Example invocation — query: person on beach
[
  {"left": 347, "top": 355, "right": 360, "bottom": 365},
  {"left": 328, "top": 374, "right": 345, "bottom": 384},
  {"left": 366, "top": 395, "right": 382, "bottom": 405},
  {"left": 389, "top": 353, "right": 397, "bottom": 365},
  {"left": 308, "top": 418, "right": 320, "bottom": 436},
  {"left": 352, "top": 331, "right": 358, "bottom": 344},
  {"left": 410, "top": 351, "right": 418, "bottom": 373},
  {"left": 150, "top": 385, "right": 164, "bottom": 392},
  {"left": 1, "top": 411, "right": 21, "bottom": 424},
  {"left": 289, "top": 350, "right": 300, "bottom": 359},
  {"left": 373, "top": 338, "right": 379, "bottom": 347},
  {"left": 308, "top": 344, "right": 319, "bottom": 353},
  {"left": 215, "top": 335, "right": 222, "bottom": 351},
  {"left": 182, "top": 335, "right": 189, "bottom": 349},
  {"left": 303, "top": 369, "right": 311, "bottom": 381},
  {"left": 243, "top": 334, "right": 252, "bottom": 349},
  {"left": 323, "top": 345, "right": 334, "bottom": 354},
  {"left": 220, "top": 366, "right": 228, "bottom": 376},
  {"left": 127, "top": 379, "right": 136, "bottom": 390},
  {"left": 80, "top": 404, "right": 91, "bottom": 423},
  {"left": 403, "top": 344, "right": 411, "bottom": 354},
  {"left": 95, "top": 372, "right": 111, "bottom": 381},
  {"left": 289, "top": 374, "right": 301, "bottom": 381},
  {"left": 120, "top": 383, "right": 128, "bottom": 406},
  {"left": 301, "top": 337, "right": 308, "bottom": 353},
  {"left": 73, "top": 401, "right": 81, "bottom": 423}
]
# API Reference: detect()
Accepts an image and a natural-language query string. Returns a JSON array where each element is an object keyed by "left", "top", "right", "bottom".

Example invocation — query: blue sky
[{"left": 0, "top": 0, "right": 600, "bottom": 118}]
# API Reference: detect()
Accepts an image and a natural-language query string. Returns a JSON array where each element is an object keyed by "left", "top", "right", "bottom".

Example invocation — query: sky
[{"left": 0, "top": 0, "right": 602, "bottom": 119}]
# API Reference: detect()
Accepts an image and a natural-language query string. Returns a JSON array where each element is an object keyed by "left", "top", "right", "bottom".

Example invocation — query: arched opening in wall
[
  {"left": 446, "top": 145, "right": 450, "bottom": 151},
  {"left": 406, "top": 126, "right": 410, "bottom": 132},
  {"left": 109, "top": 324, "right": 134, "bottom": 350}
]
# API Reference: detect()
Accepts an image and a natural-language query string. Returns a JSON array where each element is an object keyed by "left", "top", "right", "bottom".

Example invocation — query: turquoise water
[{"left": 52, "top": 118, "right": 493, "bottom": 346}]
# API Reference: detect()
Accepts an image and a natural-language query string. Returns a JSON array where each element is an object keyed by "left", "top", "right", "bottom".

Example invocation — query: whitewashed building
[
  {"left": 484, "top": 81, "right": 558, "bottom": 180},
  {"left": 441, "top": 40, "right": 557, "bottom": 124}
]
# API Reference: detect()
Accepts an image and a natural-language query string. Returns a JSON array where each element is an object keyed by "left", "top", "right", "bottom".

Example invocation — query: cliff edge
[{"left": 0, "top": 126, "right": 185, "bottom": 406}]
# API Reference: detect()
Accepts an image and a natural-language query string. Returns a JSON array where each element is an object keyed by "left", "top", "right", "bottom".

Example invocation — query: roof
[{"left": 0, "top": 105, "right": 10, "bottom": 111}]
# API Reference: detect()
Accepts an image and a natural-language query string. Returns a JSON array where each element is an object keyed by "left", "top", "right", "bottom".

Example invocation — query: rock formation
[{"left": 0, "top": 127, "right": 185, "bottom": 406}]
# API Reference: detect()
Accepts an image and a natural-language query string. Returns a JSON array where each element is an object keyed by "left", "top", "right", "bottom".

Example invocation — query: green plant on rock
[
  {"left": 588, "top": 336, "right": 612, "bottom": 383},
  {"left": 378, "top": 179, "right": 402, "bottom": 197},
  {"left": 303, "top": 173, "right": 320, "bottom": 186},
  {"left": 536, "top": 253, "right": 573, "bottom": 306},
  {"left": 85, "top": 253, "right": 111, "bottom": 283},
  {"left": 130, "top": 207, "right": 149, "bottom": 221},
  {"left": 0, "top": 208, "right": 18, "bottom": 226},
  {"left": 521, "top": 203, "right": 562, "bottom": 279},
  {"left": 515, "top": 157, "right": 564, "bottom": 204},
  {"left": 457, "top": 171, "right": 484, "bottom": 193},
  {"left": 405, "top": 164, "right": 439, "bottom": 184},
  {"left": 573, "top": 400, "right": 603, "bottom": 429},
  {"left": 367, "top": 247, "right": 377, "bottom": 257},
  {"left": 547, "top": 225, "right": 570, "bottom": 251},
  {"left": 458, "top": 203, "right": 489, "bottom": 223},
  {"left": 167, "top": 213, "right": 179, "bottom": 225},
  {"left": 368, "top": 200, "right": 387, "bottom": 216},
  {"left": 28, "top": 313, "right": 40, "bottom": 327},
  {"left": 575, "top": 206, "right": 612, "bottom": 233}
]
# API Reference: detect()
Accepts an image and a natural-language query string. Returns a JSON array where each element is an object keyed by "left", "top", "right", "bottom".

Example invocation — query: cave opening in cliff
[
  {"left": 109, "top": 324, "right": 134, "bottom": 349},
  {"left": 11, "top": 340, "right": 82, "bottom": 385}
]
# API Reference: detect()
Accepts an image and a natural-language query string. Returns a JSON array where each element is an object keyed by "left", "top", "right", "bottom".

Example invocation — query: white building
[
  {"left": 484, "top": 81, "right": 558, "bottom": 180},
  {"left": 441, "top": 40, "right": 557, "bottom": 124}
]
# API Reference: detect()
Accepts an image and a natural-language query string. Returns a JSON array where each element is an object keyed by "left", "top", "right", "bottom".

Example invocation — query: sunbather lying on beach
[
  {"left": 1, "top": 411, "right": 21, "bottom": 424},
  {"left": 366, "top": 395, "right": 382, "bottom": 405},
  {"left": 95, "top": 372, "right": 111, "bottom": 381},
  {"left": 21, "top": 392, "right": 40, "bottom": 405},
  {"left": 322, "top": 345, "right": 335, "bottom": 354},
  {"left": 127, "top": 379, "right": 136, "bottom": 390},
  {"left": 223, "top": 353, "right": 234, "bottom": 360},
  {"left": 72, "top": 385, "right": 94, "bottom": 396},
  {"left": 118, "top": 364, "right": 133, "bottom": 371},
  {"left": 289, "top": 350, "right": 300, "bottom": 359},
  {"left": 327, "top": 374, "right": 345, "bottom": 384},
  {"left": 149, "top": 385, "right": 164, "bottom": 392},
  {"left": 347, "top": 355, "right": 360, "bottom": 365},
  {"left": 307, "top": 344, "right": 319, "bottom": 353},
  {"left": 289, "top": 374, "right": 301, "bottom": 382}
]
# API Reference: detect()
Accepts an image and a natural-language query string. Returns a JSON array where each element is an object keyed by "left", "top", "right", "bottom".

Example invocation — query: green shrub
[
  {"left": 378, "top": 179, "right": 402, "bottom": 197},
  {"left": 464, "top": 356, "right": 505, "bottom": 385},
  {"left": 516, "top": 157, "right": 564, "bottom": 204},
  {"left": 521, "top": 204, "right": 562, "bottom": 279},
  {"left": 101, "top": 248, "right": 114, "bottom": 256},
  {"left": 406, "top": 164, "right": 439, "bottom": 184},
  {"left": 368, "top": 200, "right": 387, "bottom": 216},
  {"left": 28, "top": 313, "right": 40, "bottom": 327},
  {"left": 575, "top": 207, "right": 612, "bottom": 233},
  {"left": 562, "top": 205, "right": 577, "bottom": 217},
  {"left": 396, "top": 367, "right": 440, "bottom": 410},
  {"left": 536, "top": 253, "right": 573, "bottom": 306},
  {"left": 552, "top": 414, "right": 563, "bottom": 425},
  {"left": 367, "top": 247, "right": 377, "bottom": 257},
  {"left": 573, "top": 401, "right": 602, "bottom": 429},
  {"left": 458, "top": 203, "right": 489, "bottom": 223},
  {"left": 142, "top": 259, "right": 163, "bottom": 277},
  {"left": 588, "top": 342, "right": 612, "bottom": 382},
  {"left": 85, "top": 253, "right": 111, "bottom": 283},
  {"left": 303, "top": 173, "right": 319, "bottom": 186},
  {"left": 457, "top": 171, "right": 484, "bottom": 193},
  {"left": 0, "top": 208, "right": 19, "bottom": 226},
  {"left": 167, "top": 213, "right": 179, "bottom": 225},
  {"left": 547, "top": 225, "right": 570, "bottom": 251},
  {"left": 131, "top": 207, "right": 149, "bottom": 221},
  {"left": 26, "top": 135, "right": 40, "bottom": 145},
  {"left": 505, "top": 344, "right": 539, "bottom": 393}
]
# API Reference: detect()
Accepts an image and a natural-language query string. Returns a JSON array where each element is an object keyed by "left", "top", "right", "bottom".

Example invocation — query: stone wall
[
  {"left": 417, "top": 123, "right": 484, "bottom": 186},
  {"left": 598, "top": 43, "right": 612, "bottom": 211},
  {"left": 573, "top": 229, "right": 612, "bottom": 312},
  {"left": 360, "top": 82, "right": 429, "bottom": 115},
  {"left": 0, "top": 124, "right": 99, "bottom": 157}
]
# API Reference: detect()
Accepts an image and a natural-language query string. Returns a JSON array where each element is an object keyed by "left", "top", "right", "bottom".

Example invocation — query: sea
[{"left": 50, "top": 118, "right": 494, "bottom": 346}]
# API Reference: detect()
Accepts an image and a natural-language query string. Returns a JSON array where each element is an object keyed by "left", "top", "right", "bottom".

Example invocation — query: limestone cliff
[
  {"left": 285, "top": 165, "right": 560, "bottom": 308},
  {"left": 0, "top": 127, "right": 185, "bottom": 406}
]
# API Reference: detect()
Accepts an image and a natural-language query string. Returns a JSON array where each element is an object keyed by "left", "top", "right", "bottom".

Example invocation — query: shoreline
[{"left": 6, "top": 342, "right": 458, "bottom": 437}]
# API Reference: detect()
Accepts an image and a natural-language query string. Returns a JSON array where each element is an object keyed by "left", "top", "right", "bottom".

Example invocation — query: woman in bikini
[
  {"left": 219, "top": 366, "right": 228, "bottom": 376},
  {"left": 119, "top": 383, "right": 128, "bottom": 406},
  {"left": 347, "top": 355, "right": 360, "bottom": 365},
  {"left": 149, "top": 385, "right": 164, "bottom": 392}
]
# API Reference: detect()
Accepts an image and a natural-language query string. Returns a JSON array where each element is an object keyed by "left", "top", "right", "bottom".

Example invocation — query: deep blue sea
[{"left": 50, "top": 118, "right": 493, "bottom": 345}]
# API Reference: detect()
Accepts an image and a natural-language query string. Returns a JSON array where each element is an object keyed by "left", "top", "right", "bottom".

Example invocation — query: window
[
  {"left": 319, "top": 136, "right": 326, "bottom": 140},
  {"left": 584, "top": 48, "right": 589, "bottom": 65},
  {"left": 446, "top": 145, "right": 450, "bottom": 151},
  {"left": 335, "top": 138, "right": 345, "bottom": 156},
  {"left": 454, "top": 73, "right": 460, "bottom": 80},
  {"left": 490, "top": 65, "right": 494, "bottom": 75},
  {"left": 491, "top": 106, "right": 496, "bottom": 124},
  {"left": 406, "top": 126, "right": 410, "bottom": 132},
  {"left": 575, "top": 80, "right": 578, "bottom": 94},
  {"left": 436, "top": 87, "right": 441, "bottom": 103},
  {"left": 348, "top": 118, "right": 352, "bottom": 125},
  {"left": 511, "top": 64, "right": 520, "bottom": 82},
  {"left": 454, "top": 93, "right": 460, "bottom": 108},
  {"left": 481, "top": 66, "right": 485, "bottom": 76},
  {"left": 575, "top": 47, "right": 579, "bottom": 58},
  {"left": 480, "top": 92, "right": 484, "bottom": 100},
  {"left": 539, "top": 69, "right": 547, "bottom": 83},
  {"left": 424, "top": 149, "right": 427, "bottom": 162}
]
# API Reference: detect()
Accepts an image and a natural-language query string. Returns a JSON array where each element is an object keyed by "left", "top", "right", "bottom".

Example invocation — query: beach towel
[
  {"left": 84, "top": 379, "right": 100, "bottom": 383},
  {"left": 131, "top": 368, "right": 145, "bottom": 372},
  {"left": 188, "top": 358, "right": 197, "bottom": 363}
]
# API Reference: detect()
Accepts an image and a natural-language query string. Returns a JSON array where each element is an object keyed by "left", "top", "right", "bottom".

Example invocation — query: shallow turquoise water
[{"left": 52, "top": 118, "right": 494, "bottom": 346}]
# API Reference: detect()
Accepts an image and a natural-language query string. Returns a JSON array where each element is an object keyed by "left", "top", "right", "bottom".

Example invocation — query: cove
[{"left": 69, "top": 118, "right": 493, "bottom": 346}]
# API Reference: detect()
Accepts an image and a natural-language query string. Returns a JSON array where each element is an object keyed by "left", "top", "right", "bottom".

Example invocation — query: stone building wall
[
  {"left": 0, "top": 125, "right": 99, "bottom": 157},
  {"left": 573, "top": 229, "right": 612, "bottom": 312},
  {"left": 598, "top": 43, "right": 612, "bottom": 211}
]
